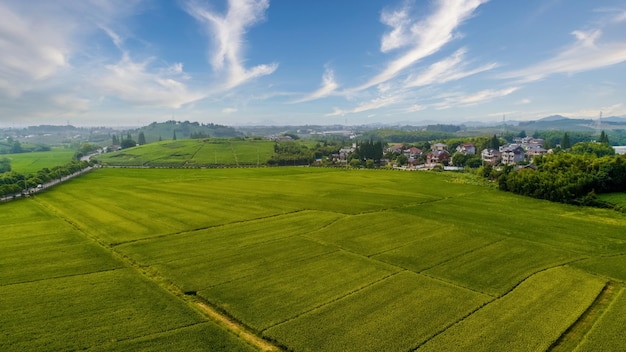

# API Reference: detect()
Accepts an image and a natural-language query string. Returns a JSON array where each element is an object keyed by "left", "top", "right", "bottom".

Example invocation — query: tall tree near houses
[
  {"left": 490, "top": 135, "right": 500, "bottom": 149},
  {"left": 172, "top": 130, "right": 177, "bottom": 140},
  {"left": 561, "top": 132, "right": 571, "bottom": 149},
  {"left": 138, "top": 131, "right": 146, "bottom": 145},
  {"left": 599, "top": 131, "right": 610, "bottom": 145}
]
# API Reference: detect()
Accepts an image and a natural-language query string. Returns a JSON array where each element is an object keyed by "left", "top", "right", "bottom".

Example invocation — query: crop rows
[{"left": 3, "top": 167, "right": 626, "bottom": 350}]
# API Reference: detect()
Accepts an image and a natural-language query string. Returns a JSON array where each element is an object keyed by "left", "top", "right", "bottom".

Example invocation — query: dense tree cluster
[
  {"left": 0, "top": 138, "right": 50, "bottom": 154},
  {"left": 425, "top": 124, "right": 462, "bottom": 133},
  {"left": 499, "top": 151, "right": 626, "bottom": 205},
  {"left": 0, "top": 157, "right": 10, "bottom": 173},
  {"left": 353, "top": 140, "right": 383, "bottom": 162},
  {"left": 268, "top": 141, "right": 314, "bottom": 166},
  {"left": 360, "top": 129, "right": 455, "bottom": 143},
  {"left": 0, "top": 160, "right": 92, "bottom": 197}
]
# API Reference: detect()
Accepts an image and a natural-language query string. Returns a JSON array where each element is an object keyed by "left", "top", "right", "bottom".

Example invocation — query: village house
[
  {"left": 500, "top": 144, "right": 525, "bottom": 165},
  {"left": 386, "top": 145, "right": 404, "bottom": 154},
  {"left": 455, "top": 142, "right": 476, "bottom": 155},
  {"left": 426, "top": 150, "right": 450, "bottom": 164},
  {"left": 403, "top": 147, "right": 422, "bottom": 158},
  {"left": 431, "top": 143, "right": 447, "bottom": 151},
  {"left": 524, "top": 144, "right": 548, "bottom": 161},
  {"left": 481, "top": 148, "right": 501, "bottom": 165}
]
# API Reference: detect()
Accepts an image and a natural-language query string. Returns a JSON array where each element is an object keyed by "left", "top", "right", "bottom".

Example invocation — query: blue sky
[{"left": 1, "top": 0, "right": 626, "bottom": 127}]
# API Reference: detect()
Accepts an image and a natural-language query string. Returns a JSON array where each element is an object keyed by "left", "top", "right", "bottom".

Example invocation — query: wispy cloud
[
  {"left": 291, "top": 66, "right": 339, "bottom": 103},
  {"left": 353, "top": 0, "right": 488, "bottom": 91},
  {"left": 405, "top": 48, "right": 497, "bottom": 87},
  {"left": 184, "top": 0, "right": 278, "bottom": 90},
  {"left": 325, "top": 95, "right": 401, "bottom": 116},
  {"left": 0, "top": 2, "right": 72, "bottom": 97},
  {"left": 434, "top": 86, "right": 519, "bottom": 109},
  {"left": 96, "top": 55, "right": 205, "bottom": 108},
  {"left": 500, "top": 29, "right": 626, "bottom": 82}
]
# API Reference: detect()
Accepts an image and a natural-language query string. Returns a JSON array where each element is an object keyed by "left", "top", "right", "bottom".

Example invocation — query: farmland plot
[
  {"left": 199, "top": 251, "right": 400, "bottom": 330},
  {"left": 4, "top": 167, "right": 626, "bottom": 351},
  {"left": 264, "top": 271, "right": 491, "bottom": 352},
  {"left": 0, "top": 269, "right": 246, "bottom": 351},
  {"left": 416, "top": 266, "right": 606, "bottom": 351},
  {"left": 0, "top": 202, "right": 122, "bottom": 285},
  {"left": 423, "top": 238, "right": 583, "bottom": 296}
]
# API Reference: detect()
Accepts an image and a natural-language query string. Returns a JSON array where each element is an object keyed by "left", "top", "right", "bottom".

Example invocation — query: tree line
[
  {"left": 0, "top": 160, "right": 92, "bottom": 198},
  {"left": 498, "top": 151, "right": 626, "bottom": 206}
]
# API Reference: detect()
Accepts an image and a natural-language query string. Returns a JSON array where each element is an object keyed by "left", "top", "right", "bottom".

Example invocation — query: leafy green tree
[
  {"left": 173, "top": 130, "right": 177, "bottom": 140},
  {"left": 561, "top": 132, "right": 571, "bottom": 149},
  {"left": 518, "top": 130, "right": 527, "bottom": 138},
  {"left": 489, "top": 135, "right": 501, "bottom": 149},
  {"left": 395, "top": 154, "right": 408, "bottom": 166},
  {"left": 0, "top": 157, "right": 10, "bottom": 173},
  {"left": 112, "top": 134, "right": 119, "bottom": 145},
  {"left": 10, "top": 140, "right": 22, "bottom": 153},
  {"left": 570, "top": 142, "right": 615, "bottom": 157},
  {"left": 138, "top": 131, "right": 146, "bottom": 145},
  {"left": 121, "top": 138, "right": 137, "bottom": 149},
  {"left": 599, "top": 130, "right": 610, "bottom": 145}
]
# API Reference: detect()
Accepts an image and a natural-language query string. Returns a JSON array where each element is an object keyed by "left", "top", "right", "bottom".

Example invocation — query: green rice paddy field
[
  {"left": 94, "top": 139, "right": 275, "bottom": 167},
  {"left": 2, "top": 167, "right": 626, "bottom": 351},
  {"left": 4, "top": 149, "right": 75, "bottom": 173}
]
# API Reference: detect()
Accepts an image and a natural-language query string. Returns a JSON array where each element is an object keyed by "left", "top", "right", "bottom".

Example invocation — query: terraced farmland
[{"left": 3, "top": 167, "right": 626, "bottom": 351}]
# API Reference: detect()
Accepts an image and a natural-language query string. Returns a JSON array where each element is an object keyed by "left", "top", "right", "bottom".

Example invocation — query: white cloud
[
  {"left": 50, "top": 94, "right": 90, "bottom": 113},
  {"left": 96, "top": 55, "right": 205, "bottom": 108},
  {"left": 222, "top": 107, "right": 238, "bottom": 113},
  {"left": 291, "top": 67, "right": 339, "bottom": 103},
  {"left": 380, "top": 3, "right": 412, "bottom": 52},
  {"left": 405, "top": 48, "right": 497, "bottom": 87},
  {"left": 500, "top": 29, "right": 626, "bottom": 82},
  {"left": 557, "top": 103, "right": 626, "bottom": 119},
  {"left": 184, "top": 0, "right": 278, "bottom": 90},
  {"left": 0, "top": 2, "right": 72, "bottom": 97},
  {"left": 434, "top": 87, "right": 518, "bottom": 109},
  {"left": 354, "top": 0, "right": 488, "bottom": 91},
  {"left": 325, "top": 95, "right": 401, "bottom": 116},
  {"left": 404, "top": 104, "right": 427, "bottom": 113}
]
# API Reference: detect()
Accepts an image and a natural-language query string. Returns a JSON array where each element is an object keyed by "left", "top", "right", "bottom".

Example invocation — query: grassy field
[
  {"left": 597, "top": 192, "right": 626, "bottom": 207},
  {"left": 3, "top": 167, "right": 626, "bottom": 351},
  {"left": 4, "top": 148, "right": 75, "bottom": 173},
  {"left": 94, "top": 139, "right": 275, "bottom": 167}
]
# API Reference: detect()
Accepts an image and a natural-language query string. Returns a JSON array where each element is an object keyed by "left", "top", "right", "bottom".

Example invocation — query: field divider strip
[
  {"left": 0, "top": 267, "right": 124, "bottom": 288},
  {"left": 260, "top": 270, "right": 404, "bottom": 333},
  {"left": 415, "top": 238, "right": 508, "bottom": 273},
  {"left": 111, "top": 209, "right": 315, "bottom": 246},
  {"left": 195, "top": 301, "right": 282, "bottom": 352},
  {"left": 407, "top": 294, "right": 497, "bottom": 352}
]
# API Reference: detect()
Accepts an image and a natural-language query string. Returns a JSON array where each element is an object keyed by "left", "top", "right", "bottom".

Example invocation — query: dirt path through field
[{"left": 196, "top": 302, "right": 280, "bottom": 351}]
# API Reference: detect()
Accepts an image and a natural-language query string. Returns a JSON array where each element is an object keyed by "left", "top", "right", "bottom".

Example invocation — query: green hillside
[{"left": 94, "top": 139, "right": 275, "bottom": 167}]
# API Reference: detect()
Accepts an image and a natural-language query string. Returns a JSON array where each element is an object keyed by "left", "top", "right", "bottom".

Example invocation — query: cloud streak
[
  {"left": 405, "top": 48, "right": 497, "bottom": 87},
  {"left": 500, "top": 29, "right": 626, "bottom": 82},
  {"left": 96, "top": 55, "right": 205, "bottom": 108},
  {"left": 184, "top": 0, "right": 277, "bottom": 90},
  {"left": 353, "top": 0, "right": 488, "bottom": 91},
  {"left": 291, "top": 67, "right": 339, "bottom": 103}
]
